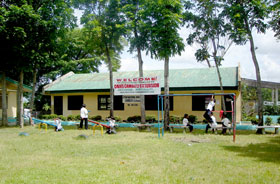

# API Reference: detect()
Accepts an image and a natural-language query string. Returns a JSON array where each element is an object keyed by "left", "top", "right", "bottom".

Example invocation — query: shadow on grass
[{"left": 222, "top": 136, "right": 280, "bottom": 164}]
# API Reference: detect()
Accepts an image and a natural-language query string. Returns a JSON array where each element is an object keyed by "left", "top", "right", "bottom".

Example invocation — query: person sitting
[
  {"left": 221, "top": 113, "right": 231, "bottom": 134},
  {"left": 54, "top": 118, "right": 63, "bottom": 132},
  {"left": 106, "top": 117, "right": 117, "bottom": 134},
  {"left": 206, "top": 112, "right": 217, "bottom": 133},
  {"left": 182, "top": 114, "right": 193, "bottom": 132}
]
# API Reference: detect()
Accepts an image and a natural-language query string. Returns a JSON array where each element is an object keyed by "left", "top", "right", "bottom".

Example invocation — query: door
[{"left": 54, "top": 96, "right": 63, "bottom": 115}]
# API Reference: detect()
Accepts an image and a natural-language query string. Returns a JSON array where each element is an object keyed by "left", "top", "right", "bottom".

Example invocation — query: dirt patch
[{"left": 171, "top": 137, "right": 211, "bottom": 144}]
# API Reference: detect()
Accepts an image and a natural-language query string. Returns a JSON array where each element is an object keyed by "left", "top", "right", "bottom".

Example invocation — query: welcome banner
[{"left": 114, "top": 76, "right": 161, "bottom": 95}]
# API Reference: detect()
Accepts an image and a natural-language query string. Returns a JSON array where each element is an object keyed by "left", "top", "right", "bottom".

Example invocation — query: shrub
[
  {"left": 188, "top": 115, "right": 197, "bottom": 124},
  {"left": 58, "top": 115, "right": 67, "bottom": 121},
  {"left": 169, "top": 115, "right": 181, "bottom": 124},
  {"left": 265, "top": 117, "right": 272, "bottom": 126},
  {"left": 245, "top": 116, "right": 259, "bottom": 125},
  {"left": 75, "top": 115, "right": 81, "bottom": 120},
  {"left": 41, "top": 115, "right": 50, "bottom": 120},
  {"left": 114, "top": 116, "right": 121, "bottom": 122},
  {"left": 202, "top": 119, "right": 208, "bottom": 124},
  {"left": 49, "top": 114, "right": 58, "bottom": 119},
  {"left": 146, "top": 115, "right": 156, "bottom": 123},
  {"left": 91, "top": 115, "right": 102, "bottom": 121},
  {"left": 277, "top": 117, "right": 280, "bottom": 125},
  {"left": 127, "top": 115, "right": 141, "bottom": 123},
  {"left": 67, "top": 115, "right": 77, "bottom": 121}
]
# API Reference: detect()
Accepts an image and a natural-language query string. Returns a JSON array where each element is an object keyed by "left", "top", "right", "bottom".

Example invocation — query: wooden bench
[
  {"left": 134, "top": 124, "right": 153, "bottom": 131},
  {"left": 256, "top": 125, "right": 280, "bottom": 134}
]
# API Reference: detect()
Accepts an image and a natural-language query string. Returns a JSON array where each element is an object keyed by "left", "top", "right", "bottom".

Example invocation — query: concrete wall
[{"left": 50, "top": 89, "right": 241, "bottom": 122}]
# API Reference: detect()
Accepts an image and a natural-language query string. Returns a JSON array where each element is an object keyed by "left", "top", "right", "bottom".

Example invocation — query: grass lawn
[{"left": 0, "top": 127, "right": 279, "bottom": 184}]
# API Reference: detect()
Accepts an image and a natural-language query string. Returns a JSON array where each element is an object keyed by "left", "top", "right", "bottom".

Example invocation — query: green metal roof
[
  {"left": 44, "top": 67, "right": 239, "bottom": 93},
  {"left": 0, "top": 75, "right": 32, "bottom": 92}
]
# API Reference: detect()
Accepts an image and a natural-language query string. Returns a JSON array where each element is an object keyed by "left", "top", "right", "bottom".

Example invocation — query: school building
[
  {"left": 43, "top": 66, "right": 242, "bottom": 122},
  {"left": 0, "top": 75, "right": 32, "bottom": 118}
]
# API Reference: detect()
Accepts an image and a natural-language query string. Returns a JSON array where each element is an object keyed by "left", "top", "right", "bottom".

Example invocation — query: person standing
[
  {"left": 80, "top": 104, "right": 88, "bottom": 130},
  {"left": 183, "top": 114, "right": 193, "bottom": 132}
]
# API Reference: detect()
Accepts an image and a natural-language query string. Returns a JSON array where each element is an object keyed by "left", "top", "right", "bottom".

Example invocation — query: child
[
  {"left": 221, "top": 113, "right": 231, "bottom": 134},
  {"left": 205, "top": 112, "right": 217, "bottom": 133},
  {"left": 54, "top": 118, "right": 63, "bottom": 132},
  {"left": 106, "top": 117, "right": 117, "bottom": 134},
  {"left": 182, "top": 114, "right": 193, "bottom": 132},
  {"left": 203, "top": 95, "right": 216, "bottom": 123}
]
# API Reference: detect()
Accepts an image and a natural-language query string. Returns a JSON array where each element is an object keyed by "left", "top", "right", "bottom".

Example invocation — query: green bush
[
  {"left": 169, "top": 115, "right": 181, "bottom": 124},
  {"left": 49, "top": 114, "right": 58, "bottom": 119},
  {"left": 202, "top": 119, "right": 208, "bottom": 124},
  {"left": 127, "top": 115, "right": 141, "bottom": 123},
  {"left": 114, "top": 116, "right": 121, "bottom": 122},
  {"left": 91, "top": 115, "right": 102, "bottom": 121},
  {"left": 188, "top": 115, "right": 197, "bottom": 124},
  {"left": 58, "top": 115, "right": 67, "bottom": 121},
  {"left": 277, "top": 117, "right": 280, "bottom": 125},
  {"left": 146, "top": 115, "right": 156, "bottom": 123},
  {"left": 67, "top": 115, "right": 77, "bottom": 121},
  {"left": 245, "top": 116, "right": 259, "bottom": 125},
  {"left": 265, "top": 117, "right": 272, "bottom": 126},
  {"left": 41, "top": 115, "right": 49, "bottom": 120}
]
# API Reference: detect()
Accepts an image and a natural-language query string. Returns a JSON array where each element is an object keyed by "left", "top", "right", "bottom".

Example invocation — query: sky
[{"left": 75, "top": 10, "right": 280, "bottom": 83}]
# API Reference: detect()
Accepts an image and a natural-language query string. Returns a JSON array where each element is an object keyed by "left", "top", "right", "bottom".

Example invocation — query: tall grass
[{"left": 0, "top": 127, "right": 279, "bottom": 184}]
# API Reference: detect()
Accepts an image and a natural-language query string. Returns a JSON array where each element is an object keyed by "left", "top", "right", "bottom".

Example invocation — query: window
[
  {"left": 68, "top": 95, "right": 83, "bottom": 110},
  {"left": 145, "top": 95, "right": 173, "bottom": 111},
  {"left": 0, "top": 93, "right": 8, "bottom": 109},
  {"left": 192, "top": 94, "right": 213, "bottom": 111},
  {"left": 98, "top": 95, "right": 124, "bottom": 110}
]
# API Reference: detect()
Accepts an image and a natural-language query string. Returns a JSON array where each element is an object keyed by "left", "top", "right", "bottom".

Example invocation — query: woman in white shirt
[
  {"left": 80, "top": 104, "right": 89, "bottom": 130},
  {"left": 183, "top": 114, "right": 193, "bottom": 132}
]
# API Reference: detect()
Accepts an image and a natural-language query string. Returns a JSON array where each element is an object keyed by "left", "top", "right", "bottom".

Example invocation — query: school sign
[{"left": 114, "top": 76, "right": 161, "bottom": 95}]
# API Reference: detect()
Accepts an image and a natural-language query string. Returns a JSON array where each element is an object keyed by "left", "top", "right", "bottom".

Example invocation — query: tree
[
  {"left": 1, "top": 1, "right": 76, "bottom": 127},
  {"left": 184, "top": 0, "right": 233, "bottom": 112},
  {"left": 224, "top": 0, "right": 270, "bottom": 132},
  {"left": 74, "top": 0, "right": 125, "bottom": 117},
  {"left": 144, "top": 0, "right": 184, "bottom": 129},
  {"left": 122, "top": 0, "right": 150, "bottom": 123},
  {"left": 269, "top": 0, "right": 280, "bottom": 39}
]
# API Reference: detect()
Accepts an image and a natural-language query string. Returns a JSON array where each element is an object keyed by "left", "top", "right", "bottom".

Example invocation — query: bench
[
  {"left": 256, "top": 125, "right": 280, "bottom": 134},
  {"left": 168, "top": 125, "right": 188, "bottom": 133},
  {"left": 133, "top": 124, "right": 153, "bottom": 131}
]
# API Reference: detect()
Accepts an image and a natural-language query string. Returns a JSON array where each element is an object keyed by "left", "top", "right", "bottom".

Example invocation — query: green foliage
[
  {"left": 146, "top": 115, "right": 156, "bottom": 123},
  {"left": 41, "top": 114, "right": 58, "bottom": 120},
  {"left": 265, "top": 117, "right": 272, "bottom": 126},
  {"left": 114, "top": 116, "right": 121, "bottom": 122},
  {"left": 263, "top": 105, "right": 280, "bottom": 115},
  {"left": 67, "top": 115, "right": 78, "bottom": 121},
  {"left": 277, "top": 117, "right": 280, "bottom": 125},
  {"left": 244, "top": 116, "right": 259, "bottom": 125},
  {"left": 89, "top": 115, "right": 102, "bottom": 121},
  {"left": 42, "top": 103, "right": 50, "bottom": 112},
  {"left": 188, "top": 115, "right": 197, "bottom": 124},
  {"left": 127, "top": 115, "right": 141, "bottom": 123},
  {"left": 58, "top": 115, "right": 67, "bottom": 121},
  {"left": 169, "top": 115, "right": 181, "bottom": 124}
]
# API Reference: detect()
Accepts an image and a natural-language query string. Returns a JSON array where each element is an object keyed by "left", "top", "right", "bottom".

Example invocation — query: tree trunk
[
  {"left": 105, "top": 45, "right": 114, "bottom": 118},
  {"left": 164, "top": 57, "right": 170, "bottom": 130},
  {"left": 244, "top": 18, "right": 263, "bottom": 133},
  {"left": 137, "top": 46, "right": 146, "bottom": 124},
  {"left": 1, "top": 72, "right": 8, "bottom": 127},
  {"left": 29, "top": 68, "right": 37, "bottom": 126},
  {"left": 17, "top": 70, "right": 24, "bottom": 128}
]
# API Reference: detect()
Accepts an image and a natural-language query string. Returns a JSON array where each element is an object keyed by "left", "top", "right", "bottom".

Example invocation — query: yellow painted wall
[
  {"left": 50, "top": 90, "right": 241, "bottom": 122},
  {"left": 0, "top": 91, "right": 17, "bottom": 118}
]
